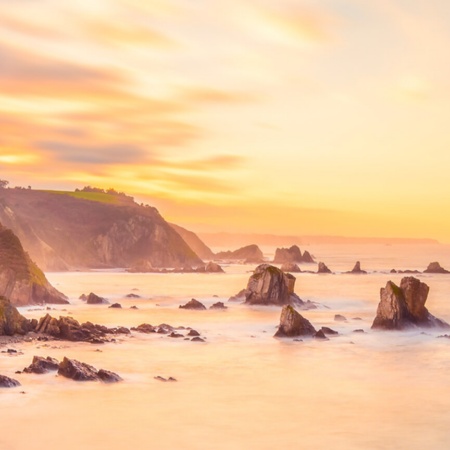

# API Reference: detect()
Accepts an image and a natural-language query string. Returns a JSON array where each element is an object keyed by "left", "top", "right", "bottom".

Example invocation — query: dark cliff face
[
  {"left": 0, "top": 189, "right": 203, "bottom": 270},
  {"left": 0, "top": 225, "right": 68, "bottom": 306}
]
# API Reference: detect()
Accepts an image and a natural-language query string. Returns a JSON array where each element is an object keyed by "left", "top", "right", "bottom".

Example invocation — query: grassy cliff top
[{"left": 38, "top": 190, "right": 134, "bottom": 205}]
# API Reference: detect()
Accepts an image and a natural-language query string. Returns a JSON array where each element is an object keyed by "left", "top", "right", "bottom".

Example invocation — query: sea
[{"left": 2, "top": 243, "right": 450, "bottom": 450}]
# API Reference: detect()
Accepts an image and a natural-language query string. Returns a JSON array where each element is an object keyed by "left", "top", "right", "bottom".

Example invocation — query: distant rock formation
[
  {"left": 423, "top": 262, "right": 450, "bottom": 274},
  {"left": 317, "top": 262, "right": 332, "bottom": 274},
  {"left": 0, "top": 296, "right": 32, "bottom": 335},
  {"left": 0, "top": 189, "right": 203, "bottom": 270},
  {"left": 280, "top": 263, "right": 301, "bottom": 273},
  {"left": 274, "top": 305, "right": 316, "bottom": 337},
  {"left": 195, "top": 262, "right": 224, "bottom": 273},
  {"left": 0, "top": 225, "right": 68, "bottom": 306},
  {"left": 179, "top": 299, "right": 207, "bottom": 310},
  {"left": 372, "top": 276, "right": 449, "bottom": 330},
  {"left": 346, "top": 261, "right": 367, "bottom": 274},
  {"left": 215, "top": 244, "right": 264, "bottom": 263},
  {"left": 273, "top": 245, "right": 315, "bottom": 264},
  {"left": 169, "top": 223, "right": 215, "bottom": 260}
]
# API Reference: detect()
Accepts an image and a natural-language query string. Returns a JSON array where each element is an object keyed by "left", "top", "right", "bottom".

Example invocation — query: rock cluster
[{"left": 372, "top": 276, "right": 449, "bottom": 330}]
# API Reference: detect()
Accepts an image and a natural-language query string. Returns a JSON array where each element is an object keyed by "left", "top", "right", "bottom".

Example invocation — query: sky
[{"left": 1, "top": 0, "right": 450, "bottom": 242}]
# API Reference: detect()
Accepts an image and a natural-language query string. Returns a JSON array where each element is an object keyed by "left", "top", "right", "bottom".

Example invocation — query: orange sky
[{"left": 1, "top": 1, "right": 450, "bottom": 242}]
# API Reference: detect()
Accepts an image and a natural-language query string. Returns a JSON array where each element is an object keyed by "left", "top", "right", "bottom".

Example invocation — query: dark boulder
[
  {"left": 109, "top": 303, "right": 122, "bottom": 309},
  {"left": 187, "top": 329, "right": 200, "bottom": 337},
  {"left": 274, "top": 305, "right": 316, "bottom": 337},
  {"left": 210, "top": 302, "right": 227, "bottom": 310},
  {"left": 313, "top": 329, "right": 328, "bottom": 340},
  {"left": 58, "top": 357, "right": 122, "bottom": 382},
  {"left": 372, "top": 276, "right": 449, "bottom": 330},
  {"left": 23, "top": 356, "right": 59, "bottom": 374},
  {"left": 191, "top": 337, "right": 205, "bottom": 342},
  {"left": 131, "top": 323, "right": 156, "bottom": 333},
  {"left": 97, "top": 369, "right": 123, "bottom": 383},
  {"left": 87, "top": 293, "right": 108, "bottom": 305},
  {"left": 318, "top": 262, "right": 332, "bottom": 274},
  {"left": 348, "top": 261, "right": 367, "bottom": 274},
  {"left": 321, "top": 326, "right": 338, "bottom": 335},
  {"left": 0, "top": 374, "right": 21, "bottom": 388},
  {"left": 424, "top": 262, "right": 450, "bottom": 274},
  {"left": 302, "top": 250, "right": 315, "bottom": 263},
  {"left": 179, "top": 299, "right": 206, "bottom": 310}
]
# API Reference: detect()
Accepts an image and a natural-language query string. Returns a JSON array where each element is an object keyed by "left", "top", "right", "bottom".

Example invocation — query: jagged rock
[
  {"left": 280, "top": 263, "right": 301, "bottom": 273},
  {"left": 86, "top": 293, "right": 108, "bottom": 305},
  {"left": 372, "top": 276, "right": 450, "bottom": 330},
  {"left": 318, "top": 262, "right": 332, "bottom": 274},
  {"left": 313, "top": 329, "right": 328, "bottom": 340},
  {"left": 215, "top": 244, "right": 264, "bottom": 263},
  {"left": 179, "top": 299, "right": 206, "bottom": 310},
  {"left": 58, "top": 357, "right": 122, "bottom": 382},
  {"left": 274, "top": 305, "right": 316, "bottom": 337},
  {"left": 109, "top": 303, "right": 122, "bottom": 309},
  {"left": 244, "top": 264, "right": 298, "bottom": 306},
  {"left": 196, "top": 262, "right": 224, "bottom": 273},
  {"left": 0, "top": 225, "right": 68, "bottom": 306},
  {"left": 334, "top": 314, "right": 347, "bottom": 322},
  {"left": 302, "top": 250, "right": 315, "bottom": 263},
  {"left": 273, "top": 245, "right": 303, "bottom": 263},
  {"left": 210, "top": 302, "right": 227, "bottom": 310},
  {"left": 321, "top": 327, "right": 338, "bottom": 335},
  {"left": 169, "top": 223, "right": 214, "bottom": 260},
  {"left": 23, "top": 356, "right": 59, "bottom": 374},
  {"left": 0, "top": 296, "right": 32, "bottom": 335},
  {"left": 424, "top": 262, "right": 450, "bottom": 274},
  {"left": 348, "top": 261, "right": 367, "bottom": 274},
  {"left": 0, "top": 374, "right": 21, "bottom": 387}
]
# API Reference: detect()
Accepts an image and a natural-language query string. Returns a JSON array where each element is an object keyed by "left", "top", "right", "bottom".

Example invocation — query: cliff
[
  {"left": 169, "top": 223, "right": 214, "bottom": 260},
  {"left": 0, "top": 189, "right": 203, "bottom": 270},
  {"left": 0, "top": 225, "right": 68, "bottom": 306}
]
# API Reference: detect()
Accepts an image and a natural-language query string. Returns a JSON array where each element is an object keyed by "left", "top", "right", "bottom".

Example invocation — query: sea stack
[
  {"left": 274, "top": 305, "right": 316, "bottom": 337},
  {"left": 372, "top": 276, "right": 449, "bottom": 330}
]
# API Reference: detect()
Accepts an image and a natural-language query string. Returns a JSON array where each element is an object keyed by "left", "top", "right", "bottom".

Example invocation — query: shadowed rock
[
  {"left": 348, "top": 261, "right": 367, "bottom": 274},
  {"left": 317, "top": 262, "right": 332, "bottom": 274},
  {"left": 0, "top": 296, "right": 32, "bottom": 336},
  {"left": 424, "top": 262, "right": 450, "bottom": 274},
  {"left": 179, "top": 299, "right": 206, "bottom": 310},
  {"left": 372, "top": 276, "right": 449, "bottom": 330},
  {"left": 334, "top": 314, "right": 347, "bottom": 322},
  {"left": 313, "top": 329, "right": 328, "bottom": 340},
  {"left": 302, "top": 250, "right": 315, "bottom": 263},
  {"left": 86, "top": 292, "right": 108, "bottom": 305},
  {"left": 321, "top": 326, "right": 338, "bottom": 335},
  {"left": 210, "top": 302, "right": 227, "bottom": 310},
  {"left": 58, "top": 357, "right": 122, "bottom": 382},
  {"left": 274, "top": 305, "right": 316, "bottom": 337},
  {"left": 23, "top": 356, "right": 59, "bottom": 374},
  {"left": 109, "top": 303, "right": 122, "bottom": 309},
  {"left": 0, "top": 374, "right": 21, "bottom": 387}
]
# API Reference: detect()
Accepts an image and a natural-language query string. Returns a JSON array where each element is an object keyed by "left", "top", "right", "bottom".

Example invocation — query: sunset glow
[{"left": 1, "top": 0, "right": 450, "bottom": 241}]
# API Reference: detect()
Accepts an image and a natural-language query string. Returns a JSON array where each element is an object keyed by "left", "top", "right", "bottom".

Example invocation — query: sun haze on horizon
[{"left": 1, "top": 0, "right": 450, "bottom": 242}]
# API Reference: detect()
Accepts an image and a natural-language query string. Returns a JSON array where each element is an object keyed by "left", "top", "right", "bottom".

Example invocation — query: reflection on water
[{"left": 2, "top": 244, "right": 450, "bottom": 449}]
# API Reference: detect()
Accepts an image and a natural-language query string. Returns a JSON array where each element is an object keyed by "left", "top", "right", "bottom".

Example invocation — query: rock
[
  {"left": 313, "top": 329, "right": 328, "bottom": 340},
  {"left": 0, "top": 225, "right": 68, "bottom": 306},
  {"left": 273, "top": 245, "right": 303, "bottom": 263},
  {"left": 169, "top": 223, "right": 214, "bottom": 260},
  {"left": 86, "top": 292, "right": 108, "bottom": 305},
  {"left": 372, "top": 276, "right": 450, "bottom": 330},
  {"left": 302, "top": 250, "right": 315, "bottom": 263},
  {"left": 390, "top": 269, "right": 397, "bottom": 273},
  {"left": 109, "top": 303, "right": 122, "bottom": 309},
  {"left": 179, "top": 299, "right": 206, "bottom": 310},
  {"left": 210, "top": 302, "right": 227, "bottom": 310},
  {"left": 130, "top": 305, "right": 139, "bottom": 309},
  {"left": 228, "top": 289, "right": 248, "bottom": 302},
  {"left": 58, "top": 357, "right": 122, "bottom": 382},
  {"left": 0, "top": 374, "right": 21, "bottom": 388},
  {"left": 317, "top": 262, "right": 332, "bottom": 274},
  {"left": 154, "top": 376, "right": 177, "bottom": 382},
  {"left": 23, "top": 356, "right": 59, "bottom": 374},
  {"left": 321, "top": 326, "right": 338, "bottom": 335},
  {"left": 280, "top": 263, "right": 301, "bottom": 273},
  {"left": 187, "top": 329, "right": 200, "bottom": 337},
  {"left": 215, "top": 244, "right": 264, "bottom": 263},
  {"left": 169, "top": 332, "right": 184, "bottom": 338},
  {"left": 334, "top": 314, "right": 347, "bottom": 322},
  {"left": 79, "top": 294, "right": 88, "bottom": 301},
  {"left": 191, "top": 337, "right": 205, "bottom": 342},
  {"left": 131, "top": 323, "right": 156, "bottom": 333},
  {"left": 348, "top": 261, "right": 367, "bottom": 274},
  {"left": 274, "top": 305, "right": 316, "bottom": 337},
  {"left": 424, "top": 262, "right": 450, "bottom": 274},
  {"left": 196, "top": 262, "right": 224, "bottom": 273},
  {"left": 126, "top": 293, "right": 140, "bottom": 298},
  {"left": 244, "top": 264, "right": 299, "bottom": 306},
  {"left": 0, "top": 296, "right": 33, "bottom": 335},
  {"left": 353, "top": 329, "right": 365, "bottom": 333}
]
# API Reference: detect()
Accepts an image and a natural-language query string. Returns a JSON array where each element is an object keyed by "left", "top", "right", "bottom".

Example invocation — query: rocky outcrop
[
  {"left": 347, "top": 261, "right": 367, "bottom": 274},
  {"left": 179, "top": 299, "right": 206, "bottom": 310},
  {"left": 23, "top": 356, "right": 59, "bottom": 374},
  {"left": 372, "top": 277, "right": 449, "bottom": 330},
  {"left": 169, "top": 223, "right": 214, "bottom": 260},
  {"left": 317, "top": 262, "right": 332, "bottom": 274},
  {"left": 273, "top": 245, "right": 315, "bottom": 264},
  {"left": 0, "top": 225, "right": 68, "bottom": 306},
  {"left": 210, "top": 302, "right": 227, "bottom": 310},
  {"left": 58, "top": 357, "right": 122, "bottom": 382},
  {"left": 424, "top": 262, "right": 450, "bottom": 274},
  {"left": 0, "top": 296, "right": 32, "bottom": 335},
  {"left": 280, "top": 263, "right": 301, "bottom": 273},
  {"left": 274, "top": 305, "right": 316, "bottom": 337},
  {"left": 0, "top": 189, "right": 203, "bottom": 270},
  {"left": 196, "top": 262, "right": 224, "bottom": 273},
  {"left": 215, "top": 245, "right": 264, "bottom": 263},
  {"left": 86, "top": 292, "right": 108, "bottom": 305},
  {"left": 0, "top": 374, "right": 21, "bottom": 388}
]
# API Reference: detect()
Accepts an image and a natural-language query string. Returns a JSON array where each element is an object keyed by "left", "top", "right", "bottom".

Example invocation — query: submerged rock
[
  {"left": 274, "top": 305, "right": 316, "bottom": 337},
  {"left": 317, "top": 262, "right": 332, "bottom": 274},
  {"left": 179, "top": 299, "right": 206, "bottom": 310},
  {"left": 372, "top": 276, "right": 449, "bottom": 330},
  {"left": 23, "top": 356, "right": 59, "bottom": 374},
  {"left": 58, "top": 357, "right": 122, "bottom": 382},
  {"left": 423, "top": 262, "right": 450, "bottom": 274},
  {"left": 0, "top": 374, "right": 21, "bottom": 388}
]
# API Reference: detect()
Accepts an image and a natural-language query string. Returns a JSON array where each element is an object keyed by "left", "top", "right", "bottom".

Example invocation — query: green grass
[{"left": 39, "top": 190, "right": 125, "bottom": 205}]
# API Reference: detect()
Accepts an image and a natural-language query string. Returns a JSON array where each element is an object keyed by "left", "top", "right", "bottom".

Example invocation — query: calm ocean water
[{"left": 2, "top": 243, "right": 450, "bottom": 450}]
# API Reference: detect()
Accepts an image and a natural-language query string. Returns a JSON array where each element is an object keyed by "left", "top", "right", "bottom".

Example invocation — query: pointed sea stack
[
  {"left": 372, "top": 276, "right": 449, "bottom": 330},
  {"left": 348, "top": 261, "right": 367, "bottom": 274},
  {"left": 317, "top": 262, "right": 332, "bottom": 274},
  {"left": 274, "top": 305, "right": 316, "bottom": 337}
]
